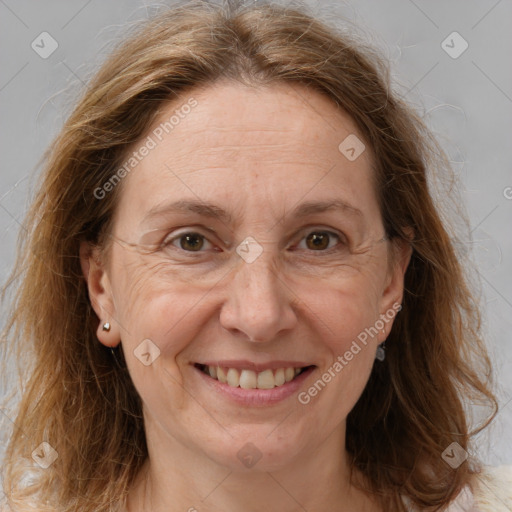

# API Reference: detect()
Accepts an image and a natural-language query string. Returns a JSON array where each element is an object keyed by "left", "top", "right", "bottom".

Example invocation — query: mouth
[{"left": 194, "top": 363, "right": 315, "bottom": 390}]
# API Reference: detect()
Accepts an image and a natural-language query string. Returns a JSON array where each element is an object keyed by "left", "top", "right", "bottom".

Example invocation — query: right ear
[{"left": 80, "top": 241, "right": 120, "bottom": 347}]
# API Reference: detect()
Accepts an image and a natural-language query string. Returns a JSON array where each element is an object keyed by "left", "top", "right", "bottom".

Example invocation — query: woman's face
[{"left": 84, "top": 81, "right": 409, "bottom": 473}]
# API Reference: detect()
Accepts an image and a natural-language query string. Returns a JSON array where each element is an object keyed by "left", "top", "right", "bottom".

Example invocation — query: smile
[{"left": 195, "top": 364, "right": 313, "bottom": 389}]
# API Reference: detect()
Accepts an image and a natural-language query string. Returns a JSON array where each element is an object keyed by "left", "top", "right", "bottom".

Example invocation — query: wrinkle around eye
[
  {"left": 121, "top": 224, "right": 378, "bottom": 258},
  {"left": 159, "top": 229, "right": 354, "bottom": 258},
  {"left": 164, "top": 231, "right": 215, "bottom": 252},
  {"left": 293, "top": 231, "right": 346, "bottom": 254}
]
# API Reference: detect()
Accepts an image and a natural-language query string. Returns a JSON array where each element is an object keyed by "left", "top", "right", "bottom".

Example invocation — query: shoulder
[
  {"left": 403, "top": 465, "right": 512, "bottom": 512},
  {"left": 445, "top": 465, "right": 512, "bottom": 512},
  {"left": 468, "top": 464, "right": 512, "bottom": 512}
]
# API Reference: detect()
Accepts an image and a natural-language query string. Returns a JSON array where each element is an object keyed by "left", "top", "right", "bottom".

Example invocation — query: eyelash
[{"left": 161, "top": 228, "right": 348, "bottom": 256}]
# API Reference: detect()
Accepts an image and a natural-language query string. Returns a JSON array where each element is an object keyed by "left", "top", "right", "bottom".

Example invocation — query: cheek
[
  {"left": 331, "top": 350, "right": 375, "bottom": 422},
  {"left": 301, "top": 299, "right": 378, "bottom": 427},
  {"left": 309, "top": 274, "right": 383, "bottom": 349},
  {"left": 110, "top": 258, "right": 214, "bottom": 387},
  {"left": 114, "top": 283, "right": 204, "bottom": 413},
  {"left": 112, "top": 245, "right": 215, "bottom": 333},
  {"left": 306, "top": 273, "right": 385, "bottom": 414}
]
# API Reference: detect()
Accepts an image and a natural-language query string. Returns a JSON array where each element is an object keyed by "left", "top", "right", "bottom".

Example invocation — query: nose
[{"left": 219, "top": 246, "right": 297, "bottom": 343}]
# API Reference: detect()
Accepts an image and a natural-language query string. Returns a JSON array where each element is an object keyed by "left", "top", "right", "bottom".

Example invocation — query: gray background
[{"left": 1, "top": 0, "right": 511, "bottom": 493}]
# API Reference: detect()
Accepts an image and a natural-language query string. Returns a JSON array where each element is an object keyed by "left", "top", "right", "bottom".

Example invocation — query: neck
[{"left": 125, "top": 415, "right": 380, "bottom": 512}]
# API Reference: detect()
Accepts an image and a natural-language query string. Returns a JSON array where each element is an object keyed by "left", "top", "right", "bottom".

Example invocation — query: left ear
[
  {"left": 378, "top": 234, "right": 413, "bottom": 340},
  {"left": 80, "top": 240, "right": 121, "bottom": 348}
]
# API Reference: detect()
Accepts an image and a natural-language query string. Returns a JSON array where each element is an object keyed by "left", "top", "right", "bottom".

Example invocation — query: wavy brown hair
[{"left": 0, "top": 1, "right": 498, "bottom": 510}]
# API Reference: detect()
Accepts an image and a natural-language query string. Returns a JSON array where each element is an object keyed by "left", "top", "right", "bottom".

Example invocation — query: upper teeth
[{"left": 204, "top": 365, "right": 304, "bottom": 389}]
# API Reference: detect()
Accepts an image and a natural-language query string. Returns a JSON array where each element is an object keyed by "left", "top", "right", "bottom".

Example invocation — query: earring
[
  {"left": 102, "top": 322, "right": 111, "bottom": 332},
  {"left": 375, "top": 329, "right": 386, "bottom": 361},
  {"left": 375, "top": 342, "right": 386, "bottom": 361}
]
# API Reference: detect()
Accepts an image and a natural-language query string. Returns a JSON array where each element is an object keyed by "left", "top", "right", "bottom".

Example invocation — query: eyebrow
[
  {"left": 293, "top": 199, "right": 363, "bottom": 219},
  {"left": 142, "top": 200, "right": 234, "bottom": 225},
  {"left": 141, "top": 198, "right": 363, "bottom": 226}
]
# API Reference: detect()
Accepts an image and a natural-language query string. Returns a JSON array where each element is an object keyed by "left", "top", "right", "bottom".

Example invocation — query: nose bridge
[
  {"left": 238, "top": 241, "right": 280, "bottom": 297},
  {"left": 220, "top": 240, "right": 296, "bottom": 342},
  {"left": 237, "top": 240, "right": 283, "bottom": 316}
]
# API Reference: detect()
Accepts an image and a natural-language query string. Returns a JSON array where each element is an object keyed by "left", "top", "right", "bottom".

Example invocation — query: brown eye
[
  {"left": 179, "top": 233, "right": 205, "bottom": 251},
  {"left": 161, "top": 229, "right": 217, "bottom": 254},
  {"left": 302, "top": 231, "right": 340, "bottom": 251}
]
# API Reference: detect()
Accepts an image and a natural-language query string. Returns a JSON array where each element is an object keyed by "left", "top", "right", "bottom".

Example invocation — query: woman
[{"left": 1, "top": 1, "right": 511, "bottom": 511}]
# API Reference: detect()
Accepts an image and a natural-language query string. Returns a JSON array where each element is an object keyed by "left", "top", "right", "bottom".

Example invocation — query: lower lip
[{"left": 193, "top": 365, "right": 316, "bottom": 406}]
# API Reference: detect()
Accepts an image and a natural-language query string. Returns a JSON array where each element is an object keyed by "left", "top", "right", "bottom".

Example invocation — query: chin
[{"left": 200, "top": 428, "right": 307, "bottom": 473}]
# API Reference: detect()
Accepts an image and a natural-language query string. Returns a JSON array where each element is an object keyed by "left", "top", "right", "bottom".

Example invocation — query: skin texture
[{"left": 81, "top": 80, "right": 411, "bottom": 512}]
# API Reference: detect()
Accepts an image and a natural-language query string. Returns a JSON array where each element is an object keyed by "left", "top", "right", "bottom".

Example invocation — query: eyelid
[
  {"left": 292, "top": 228, "right": 346, "bottom": 253},
  {"left": 162, "top": 226, "right": 347, "bottom": 253},
  {"left": 294, "top": 225, "right": 347, "bottom": 243},
  {"left": 162, "top": 228, "right": 217, "bottom": 251}
]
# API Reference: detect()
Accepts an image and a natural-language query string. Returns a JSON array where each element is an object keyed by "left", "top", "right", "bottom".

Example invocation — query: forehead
[
  {"left": 113, "top": 80, "right": 379, "bottom": 230},
  {"left": 159, "top": 80, "right": 366, "bottom": 158}
]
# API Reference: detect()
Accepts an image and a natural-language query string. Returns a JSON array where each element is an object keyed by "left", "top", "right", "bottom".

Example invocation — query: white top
[{"left": 404, "top": 465, "right": 512, "bottom": 512}]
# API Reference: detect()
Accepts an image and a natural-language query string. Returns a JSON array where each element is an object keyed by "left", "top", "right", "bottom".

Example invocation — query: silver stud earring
[{"left": 102, "top": 322, "right": 111, "bottom": 332}]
